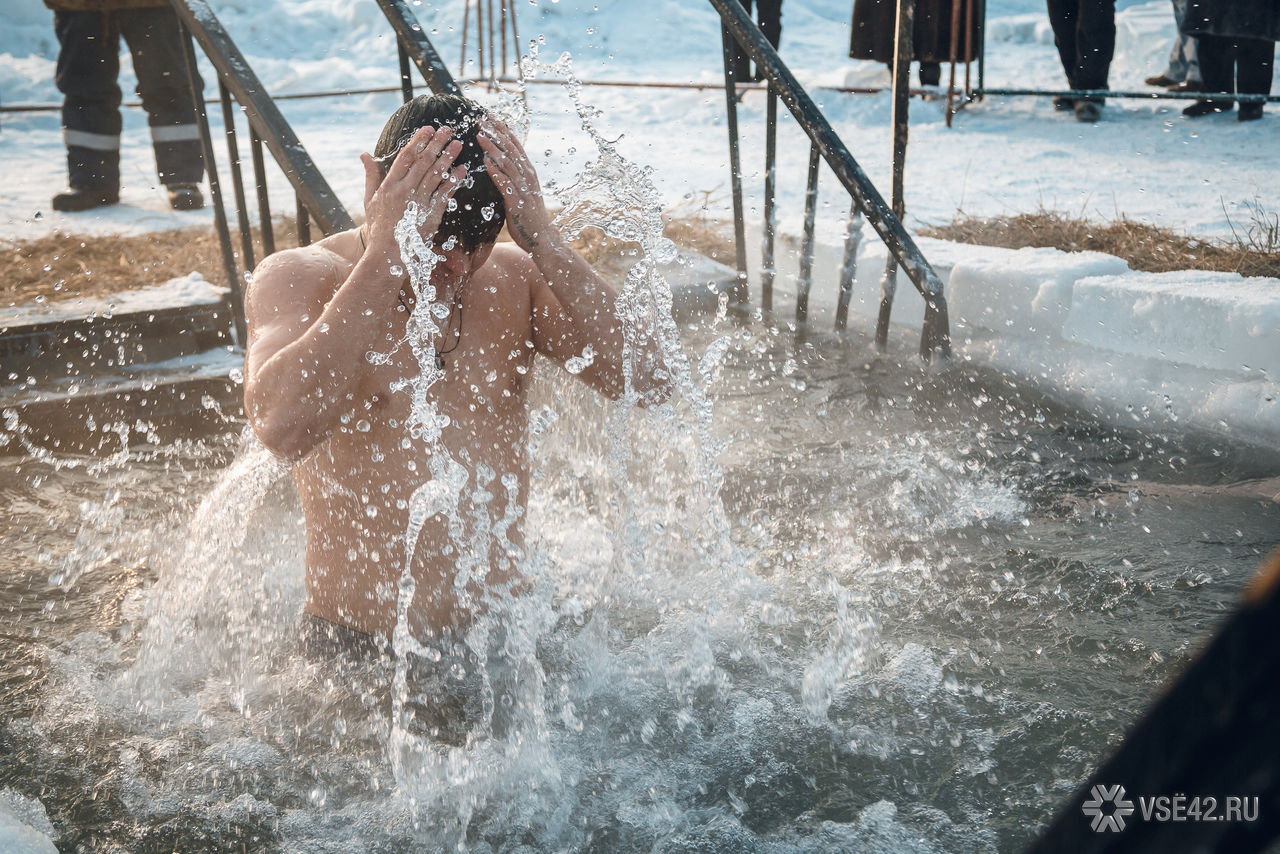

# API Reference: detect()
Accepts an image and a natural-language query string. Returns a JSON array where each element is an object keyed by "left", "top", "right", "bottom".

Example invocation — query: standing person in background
[
  {"left": 730, "top": 0, "right": 783, "bottom": 82},
  {"left": 46, "top": 0, "right": 205, "bottom": 212},
  {"left": 1144, "top": 0, "right": 1203, "bottom": 92},
  {"left": 1045, "top": 0, "right": 1116, "bottom": 122},
  {"left": 1180, "top": 0, "right": 1276, "bottom": 121},
  {"left": 848, "top": 0, "right": 980, "bottom": 89}
]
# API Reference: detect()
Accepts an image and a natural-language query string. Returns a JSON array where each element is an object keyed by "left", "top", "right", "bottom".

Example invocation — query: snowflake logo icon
[{"left": 1082, "top": 784, "right": 1135, "bottom": 832}]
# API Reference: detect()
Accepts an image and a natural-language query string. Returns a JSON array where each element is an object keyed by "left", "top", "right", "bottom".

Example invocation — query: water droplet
[
  {"left": 564, "top": 344, "right": 594, "bottom": 374},
  {"left": 389, "top": 264, "right": 404, "bottom": 277},
  {"left": 355, "top": 419, "right": 371, "bottom": 432},
  {"left": 228, "top": 367, "right": 244, "bottom": 383}
]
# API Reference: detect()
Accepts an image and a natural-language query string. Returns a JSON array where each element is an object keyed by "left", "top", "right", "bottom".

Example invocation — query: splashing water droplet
[
  {"left": 228, "top": 367, "right": 244, "bottom": 384},
  {"left": 564, "top": 344, "right": 594, "bottom": 374}
]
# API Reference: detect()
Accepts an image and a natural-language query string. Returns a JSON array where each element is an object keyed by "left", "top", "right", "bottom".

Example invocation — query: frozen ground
[{"left": 2, "top": 0, "right": 1277, "bottom": 243}]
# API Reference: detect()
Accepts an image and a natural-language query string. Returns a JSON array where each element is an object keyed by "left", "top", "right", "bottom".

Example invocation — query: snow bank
[
  {"left": 1064, "top": 271, "right": 1280, "bottom": 379},
  {"left": 0, "top": 790, "right": 58, "bottom": 854},
  {"left": 754, "top": 224, "right": 1280, "bottom": 449},
  {"left": 948, "top": 247, "right": 1130, "bottom": 339},
  {"left": 2, "top": 274, "right": 228, "bottom": 326}
]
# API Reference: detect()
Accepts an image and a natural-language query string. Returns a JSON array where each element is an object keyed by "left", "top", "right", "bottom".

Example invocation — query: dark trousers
[
  {"left": 54, "top": 7, "right": 204, "bottom": 190},
  {"left": 1046, "top": 0, "right": 1116, "bottom": 94},
  {"left": 1197, "top": 34, "right": 1275, "bottom": 105},
  {"left": 730, "top": 0, "right": 783, "bottom": 82}
]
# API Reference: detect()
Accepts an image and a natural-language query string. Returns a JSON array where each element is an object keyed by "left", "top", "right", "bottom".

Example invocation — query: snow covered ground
[
  {"left": 1, "top": 0, "right": 1277, "bottom": 454},
  {"left": 2, "top": 0, "right": 1277, "bottom": 242}
]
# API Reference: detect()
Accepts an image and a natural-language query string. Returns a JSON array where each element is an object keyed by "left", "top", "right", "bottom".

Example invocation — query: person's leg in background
[
  {"left": 1045, "top": 0, "right": 1081, "bottom": 92},
  {"left": 1167, "top": 0, "right": 1202, "bottom": 90},
  {"left": 1067, "top": 0, "right": 1115, "bottom": 121},
  {"left": 1183, "top": 33, "right": 1235, "bottom": 116},
  {"left": 52, "top": 9, "right": 122, "bottom": 211},
  {"left": 119, "top": 7, "right": 205, "bottom": 209},
  {"left": 753, "top": 0, "right": 783, "bottom": 79},
  {"left": 1147, "top": 0, "right": 1201, "bottom": 88},
  {"left": 730, "top": 0, "right": 755, "bottom": 82},
  {"left": 1233, "top": 37, "right": 1273, "bottom": 121}
]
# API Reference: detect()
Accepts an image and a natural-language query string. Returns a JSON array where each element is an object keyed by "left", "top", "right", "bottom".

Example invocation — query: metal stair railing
[
  {"left": 708, "top": 0, "right": 950, "bottom": 362},
  {"left": 170, "top": 0, "right": 462, "bottom": 346}
]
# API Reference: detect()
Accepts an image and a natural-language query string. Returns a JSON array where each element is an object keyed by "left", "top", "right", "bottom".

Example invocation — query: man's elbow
[{"left": 245, "top": 392, "right": 314, "bottom": 463}]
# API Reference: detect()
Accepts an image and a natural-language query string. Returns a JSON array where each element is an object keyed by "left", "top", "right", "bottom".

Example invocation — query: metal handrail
[
  {"left": 708, "top": 0, "right": 951, "bottom": 361},
  {"left": 373, "top": 0, "right": 462, "bottom": 98},
  {"left": 172, "top": 0, "right": 353, "bottom": 237},
  {"left": 168, "top": 0, "right": 464, "bottom": 343}
]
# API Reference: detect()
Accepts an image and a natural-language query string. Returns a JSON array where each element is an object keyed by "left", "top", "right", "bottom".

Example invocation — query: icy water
[{"left": 2, "top": 317, "right": 1278, "bottom": 853}]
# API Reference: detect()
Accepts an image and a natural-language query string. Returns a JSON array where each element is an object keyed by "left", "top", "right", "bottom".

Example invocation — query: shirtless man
[{"left": 243, "top": 94, "right": 666, "bottom": 646}]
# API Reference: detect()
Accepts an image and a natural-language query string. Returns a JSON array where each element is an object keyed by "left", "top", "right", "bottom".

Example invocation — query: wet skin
[{"left": 243, "top": 119, "right": 666, "bottom": 638}]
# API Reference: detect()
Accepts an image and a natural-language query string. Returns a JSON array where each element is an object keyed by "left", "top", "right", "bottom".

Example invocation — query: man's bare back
[{"left": 242, "top": 96, "right": 665, "bottom": 640}]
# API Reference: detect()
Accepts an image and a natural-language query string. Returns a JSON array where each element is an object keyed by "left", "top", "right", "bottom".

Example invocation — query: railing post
[
  {"left": 249, "top": 126, "right": 275, "bottom": 258},
  {"left": 796, "top": 143, "right": 820, "bottom": 325},
  {"left": 177, "top": 18, "right": 244, "bottom": 345},
  {"left": 976, "top": 0, "right": 985, "bottom": 97},
  {"left": 219, "top": 81, "right": 256, "bottom": 274},
  {"left": 296, "top": 197, "right": 311, "bottom": 247},
  {"left": 875, "top": 0, "right": 914, "bottom": 351},
  {"left": 398, "top": 42, "right": 414, "bottom": 102},
  {"left": 835, "top": 203, "right": 863, "bottom": 331},
  {"left": 720, "top": 23, "right": 750, "bottom": 306},
  {"left": 946, "top": 0, "right": 962, "bottom": 127},
  {"left": 761, "top": 84, "right": 778, "bottom": 313}
]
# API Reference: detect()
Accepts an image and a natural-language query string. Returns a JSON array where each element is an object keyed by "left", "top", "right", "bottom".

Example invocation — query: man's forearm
[{"left": 530, "top": 232, "right": 669, "bottom": 401}]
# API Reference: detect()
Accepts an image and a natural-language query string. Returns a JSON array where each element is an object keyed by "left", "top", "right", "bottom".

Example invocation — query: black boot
[
  {"left": 1238, "top": 102, "right": 1264, "bottom": 121},
  {"left": 51, "top": 186, "right": 119, "bottom": 212},
  {"left": 167, "top": 183, "right": 204, "bottom": 211},
  {"left": 1183, "top": 99, "right": 1232, "bottom": 117}
]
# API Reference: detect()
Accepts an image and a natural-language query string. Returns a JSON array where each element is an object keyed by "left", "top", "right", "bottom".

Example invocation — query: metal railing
[
  {"left": 709, "top": 0, "right": 951, "bottom": 361},
  {"left": 170, "top": 0, "right": 461, "bottom": 345}
]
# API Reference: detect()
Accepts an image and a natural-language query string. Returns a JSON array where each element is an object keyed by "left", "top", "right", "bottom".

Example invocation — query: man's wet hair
[{"left": 374, "top": 93, "right": 504, "bottom": 251}]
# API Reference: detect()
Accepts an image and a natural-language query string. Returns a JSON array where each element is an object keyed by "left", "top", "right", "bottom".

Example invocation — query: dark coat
[
  {"left": 43, "top": 0, "right": 169, "bottom": 10},
  {"left": 1181, "top": 0, "right": 1280, "bottom": 42},
  {"left": 849, "top": 0, "right": 980, "bottom": 64}
]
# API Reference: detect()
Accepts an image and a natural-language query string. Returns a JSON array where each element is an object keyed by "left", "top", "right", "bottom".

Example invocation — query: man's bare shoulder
[
  {"left": 245, "top": 241, "right": 351, "bottom": 323},
  {"left": 486, "top": 241, "right": 538, "bottom": 276}
]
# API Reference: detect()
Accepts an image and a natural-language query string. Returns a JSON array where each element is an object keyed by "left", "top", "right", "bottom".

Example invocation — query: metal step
[
  {"left": 1, "top": 284, "right": 235, "bottom": 385},
  {"left": 1, "top": 349, "right": 245, "bottom": 455}
]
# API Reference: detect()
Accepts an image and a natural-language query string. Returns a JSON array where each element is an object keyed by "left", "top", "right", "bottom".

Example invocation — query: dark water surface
[{"left": 2, "top": 318, "right": 1277, "bottom": 853}]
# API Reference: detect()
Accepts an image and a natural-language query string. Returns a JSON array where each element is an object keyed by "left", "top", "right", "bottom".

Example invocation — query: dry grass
[
  {"left": 1, "top": 210, "right": 737, "bottom": 309},
  {"left": 923, "top": 204, "right": 1280, "bottom": 280},
  {"left": 1, "top": 219, "right": 308, "bottom": 308}
]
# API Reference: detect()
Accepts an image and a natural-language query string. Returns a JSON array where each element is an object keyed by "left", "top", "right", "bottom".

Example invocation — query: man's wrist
[{"left": 528, "top": 228, "right": 572, "bottom": 270}]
